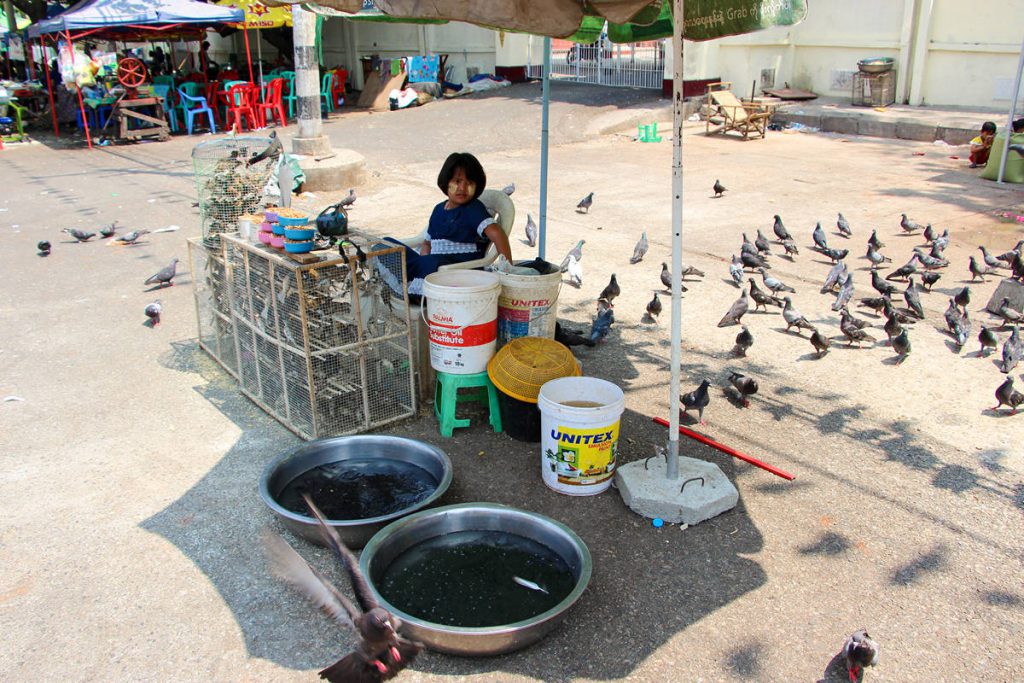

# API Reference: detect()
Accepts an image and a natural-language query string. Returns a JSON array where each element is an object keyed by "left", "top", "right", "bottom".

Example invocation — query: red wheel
[{"left": 117, "top": 58, "right": 148, "bottom": 89}]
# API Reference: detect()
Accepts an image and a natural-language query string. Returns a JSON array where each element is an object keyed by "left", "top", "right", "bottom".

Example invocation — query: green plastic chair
[
  {"left": 153, "top": 75, "right": 175, "bottom": 89},
  {"left": 320, "top": 71, "right": 336, "bottom": 113},
  {"left": 278, "top": 71, "right": 296, "bottom": 117},
  {"left": 152, "top": 84, "right": 180, "bottom": 133}
]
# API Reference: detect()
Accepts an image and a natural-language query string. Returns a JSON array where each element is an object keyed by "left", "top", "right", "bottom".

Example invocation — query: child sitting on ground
[{"left": 969, "top": 121, "right": 997, "bottom": 168}]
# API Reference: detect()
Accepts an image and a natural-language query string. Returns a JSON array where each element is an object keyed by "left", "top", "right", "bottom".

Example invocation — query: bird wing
[
  {"left": 302, "top": 494, "right": 380, "bottom": 613},
  {"left": 262, "top": 529, "right": 360, "bottom": 629}
]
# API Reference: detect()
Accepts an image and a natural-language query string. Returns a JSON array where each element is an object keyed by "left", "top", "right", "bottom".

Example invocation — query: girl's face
[{"left": 446, "top": 167, "right": 476, "bottom": 207}]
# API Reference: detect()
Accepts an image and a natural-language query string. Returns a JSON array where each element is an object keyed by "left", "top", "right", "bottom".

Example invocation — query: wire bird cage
[
  {"left": 188, "top": 237, "right": 238, "bottom": 378},
  {"left": 852, "top": 71, "right": 896, "bottom": 108},
  {"left": 192, "top": 136, "right": 277, "bottom": 248},
  {"left": 222, "top": 234, "right": 416, "bottom": 439}
]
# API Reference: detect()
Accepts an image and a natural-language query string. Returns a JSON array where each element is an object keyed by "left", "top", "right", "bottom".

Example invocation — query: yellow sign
[
  {"left": 545, "top": 420, "right": 620, "bottom": 485},
  {"left": 215, "top": 1, "right": 293, "bottom": 29}
]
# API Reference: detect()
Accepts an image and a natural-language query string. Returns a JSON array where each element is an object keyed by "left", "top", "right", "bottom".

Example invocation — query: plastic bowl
[
  {"left": 284, "top": 240, "right": 314, "bottom": 253},
  {"left": 271, "top": 222, "right": 285, "bottom": 236},
  {"left": 284, "top": 227, "right": 316, "bottom": 240},
  {"left": 278, "top": 214, "right": 310, "bottom": 228},
  {"left": 270, "top": 234, "right": 286, "bottom": 249},
  {"left": 259, "top": 221, "right": 274, "bottom": 233},
  {"left": 264, "top": 210, "right": 279, "bottom": 223},
  {"left": 258, "top": 230, "right": 273, "bottom": 245}
]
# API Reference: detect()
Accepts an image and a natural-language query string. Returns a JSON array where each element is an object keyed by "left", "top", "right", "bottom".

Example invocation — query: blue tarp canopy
[{"left": 28, "top": 0, "right": 244, "bottom": 38}]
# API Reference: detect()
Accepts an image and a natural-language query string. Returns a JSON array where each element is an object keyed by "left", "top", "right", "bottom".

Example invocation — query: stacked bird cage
[
  {"left": 188, "top": 237, "right": 238, "bottom": 378},
  {"left": 191, "top": 136, "right": 277, "bottom": 248},
  {"left": 222, "top": 234, "right": 416, "bottom": 439}
]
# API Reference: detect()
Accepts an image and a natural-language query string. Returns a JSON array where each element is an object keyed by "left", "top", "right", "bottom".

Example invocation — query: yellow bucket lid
[{"left": 488, "top": 337, "right": 581, "bottom": 403}]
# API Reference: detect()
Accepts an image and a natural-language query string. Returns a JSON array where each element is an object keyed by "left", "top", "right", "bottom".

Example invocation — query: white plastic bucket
[
  {"left": 496, "top": 266, "right": 562, "bottom": 348},
  {"left": 422, "top": 270, "right": 500, "bottom": 374},
  {"left": 537, "top": 377, "right": 625, "bottom": 495}
]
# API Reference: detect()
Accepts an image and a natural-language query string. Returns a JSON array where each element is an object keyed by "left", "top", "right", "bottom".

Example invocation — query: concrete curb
[{"left": 773, "top": 110, "right": 975, "bottom": 145}]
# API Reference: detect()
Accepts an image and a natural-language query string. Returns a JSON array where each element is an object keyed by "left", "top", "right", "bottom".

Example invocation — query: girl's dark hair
[
  {"left": 437, "top": 152, "right": 486, "bottom": 200},
  {"left": 1013, "top": 117, "right": 1024, "bottom": 133},
  {"left": 981, "top": 121, "right": 997, "bottom": 134}
]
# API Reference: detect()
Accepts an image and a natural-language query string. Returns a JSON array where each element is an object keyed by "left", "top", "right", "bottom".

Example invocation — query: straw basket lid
[{"left": 488, "top": 337, "right": 581, "bottom": 403}]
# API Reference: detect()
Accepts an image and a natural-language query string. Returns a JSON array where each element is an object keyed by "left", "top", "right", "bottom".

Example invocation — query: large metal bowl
[
  {"left": 259, "top": 435, "right": 453, "bottom": 549},
  {"left": 858, "top": 57, "right": 894, "bottom": 74},
  {"left": 360, "top": 503, "right": 592, "bottom": 656}
]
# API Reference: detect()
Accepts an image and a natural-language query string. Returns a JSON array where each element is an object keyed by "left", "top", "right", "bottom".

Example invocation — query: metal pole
[
  {"left": 64, "top": 30, "right": 92, "bottom": 149},
  {"left": 291, "top": 4, "right": 328, "bottom": 155},
  {"left": 538, "top": 36, "right": 551, "bottom": 260},
  {"left": 996, "top": 31, "right": 1024, "bottom": 184},
  {"left": 667, "top": 0, "right": 685, "bottom": 480},
  {"left": 243, "top": 27, "right": 255, "bottom": 83},
  {"left": 41, "top": 38, "right": 59, "bottom": 137}
]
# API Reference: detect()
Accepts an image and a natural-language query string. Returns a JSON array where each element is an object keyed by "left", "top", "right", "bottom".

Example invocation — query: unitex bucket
[
  {"left": 496, "top": 259, "right": 561, "bottom": 348},
  {"left": 537, "top": 377, "right": 625, "bottom": 495},
  {"left": 422, "top": 270, "right": 500, "bottom": 375}
]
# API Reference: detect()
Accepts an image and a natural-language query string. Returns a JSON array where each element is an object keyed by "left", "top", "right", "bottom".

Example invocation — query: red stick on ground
[{"left": 652, "top": 416, "right": 796, "bottom": 481}]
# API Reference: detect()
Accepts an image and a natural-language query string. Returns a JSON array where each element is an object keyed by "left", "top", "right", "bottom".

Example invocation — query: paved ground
[{"left": 2, "top": 82, "right": 1023, "bottom": 682}]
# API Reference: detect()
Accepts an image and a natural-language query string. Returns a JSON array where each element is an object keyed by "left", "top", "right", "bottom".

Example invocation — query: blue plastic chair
[
  {"left": 279, "top": 71, "right": 296, "bottom": 117},
  {"left": 177, "top": 85, "right": 216, "bottom": 134},
  {"left": 320, "top": 71, "right": 336, "bottom": 113},
  {"left": 152, "top": 85, "right": 180, "bottom": 133}
]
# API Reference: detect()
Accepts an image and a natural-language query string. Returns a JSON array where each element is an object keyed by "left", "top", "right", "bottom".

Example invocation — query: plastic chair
[
  {"left": 225, "top": 83, "right": 257, "bottom": 132},
  {"left": 256, "top": 77, "right": 287, "bottom": 128},
  {"left": 331, "top": 67, "right": 347, "bottom": 107},
  {"left": 152, "top": 84, "right": 179, "bottom": 133},
  {"left": 433, "top": 370, "right": 502, "bottom": 437},
  {"left": 279, "top": 71, "right": 296, "bottom": 117},
  {"left": 177, "top": 85, "right": 216, "bottom": 134},
  {"left": 153, "top": 75, "right": 175, "bottom": 89},
  {"left": 217, "top": 79, "right": 248, "bottom": 122},
  {"left": 320, "top": 71, "right": 336, "bottom": 113}
]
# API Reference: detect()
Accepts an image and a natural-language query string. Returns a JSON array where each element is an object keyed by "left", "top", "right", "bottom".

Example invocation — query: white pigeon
[
  {"left": 502, "top": 183, "right": 515, "bottom": 195},
  {"left": 524, "top": 213, "right": 537, "bottom": 247},
  {"left": 566, "top": 254, "right": 583, "bottom": 288}
]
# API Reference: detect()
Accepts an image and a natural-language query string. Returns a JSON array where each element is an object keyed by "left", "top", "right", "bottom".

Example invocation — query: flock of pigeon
[{"left": 39, "top": 223, "right": 181, "bottom": 327}]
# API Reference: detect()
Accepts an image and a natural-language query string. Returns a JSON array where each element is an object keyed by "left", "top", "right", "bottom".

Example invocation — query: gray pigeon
[
  {"left": 559, "top": 240, "right": 585, "bottom": 272},
  {"left": 913, "top": 248, "right": 947, "bottom": 270},
  {"left": 144, "top": 300, "right": 162, "bottom": 326},
  {"left": 782, "top": 296, "right": 815, "bottom": 335},
  {"left": 903, "top": 278, "right": 924, "bottom": 319},
  {"left": 886, "top": 255, "right": 918, "bottom": 281},
  {"left": 923, "top": 224, "right": 936, "bottom": 243},
  {"left": 145, "top": 258, "right": 179, "bottom": 287},
  {"left": 99, "top": 221, "right": 118, "bottom": 238},
  {"left": 63, "top": 228, "right": 95, "bottom": 242},
  {"left": 750, "top": 280, "right": 782, "bottom": 311},
  {"left": 339, "top": 189, "right": 357, "bottom": 208},
  {"left": 660, "top": 262, "right": 673, "bottom": 290},
  {"left": 836, "top": 212, "right": 852, "bottom": 238},
  {"left": 843, "top": 629, "right": 879, "bottom": 683},
  {"left": 741, "top": 251, "right": 770, "bottom": 271},
  {"left": 858, "top": 295, "right": 891, "bottom": 315},
  {"left": 729, "top": 255, "right": 745, "bottom": 287},
  {"left": 812, "top": 222, "right": 828, "bottom": 251},
  {"left": 772, "top": 215, "right": 792, "bottom": 242},
  {"left": 681, "top": 264, "right": 705, "bottom": 279},
  {"left": 741, "top": 232, "right": 759, "bottom": 257},
  {"left": 116, "top": 230, "right": 149, "bottom": 245},
  {"left": 993, "top": 377, "right": 1023, "bottom": 413},
  {"left": 943, "top": 298, "right": 961, "bottom": 335},
  {"left": 646, "top": 292, "right": 662, "bottom": 320},
  {"left": 589, "top": 308, "right": 614, "bottom": 343},
  {"left": 599, "top": 274, "right": 620, "bottom": 304},
  {"left": 954, "top": 286, "right": 970, "bottom": 311},
  {"left": 952, "top": 311, "right": 971, "bottom": 349},
  {"left": 932, "top": 228, "right": 950, "bottom": 251},
  {"left": 892, "top": 328, "right": 911, "bottom": 364},
  {"left": 810, "top": 328, "right": 831, "bottom": 357},
  {"left": 717, "top": 292, "right": 749, "bottom": 327},
  {"left": 781, "top": 238, "right": 800, "bottom": 257},
  {"left": 872, "top": 270, "right": 898, "bottom": 297},
  {"left": 732, "top": 326, "right": 753, "bottom": 357},
  {"left": 630, "top": 232, "right": 648, "bottom": 264},
  {"left": 37, "top": 240, "right": 51, "bottom": 255},
  {"left": 996, "top": 297, "right": 1024, "bottom": 327},
  {"left": 868, "top": 229, "right": 885, "bottom": 250},
  {"left": 248, "top": 130, "right": 282, "bottom": 166},
  {"left": 920, "top": 271, "right": 941, "bottom": 291},
  {"left": 884, "top": 311, "right": 903, "bottom": 344},
  {"left": 524, "top": 213, "right": 537, "bottom": 247},
  {"left": 501, "top": 183, "right": 515, "bottom": 195},
  {"left": 760, "top": 268, "right": 796, "bottom": 294},
  {"left": 728, "top": 371, "right": 758, "bottom": 407},
  {"left": 1002, "top": 325, "right": 1021, "bottom": 373},
  {"left": 819, "top": 246, "right": 849, "bottom": 263},
  {"left": 754, "top": 230, "right": 772, "bottom": 255},
  {"left": 713, "top": 179, "right": 726, "bottom": 197},
  {"left": 978, "top": 326, "right": 998, "bottom": 356},
  {"left": 576, "top": 192, "right": 594, "bottom": 213},
  {"left": 900, "top": 213, "right": 923, "bottom": 234},
  {"left": 821, "top": 261, "right": 847, "bottom": 293},
  {"left": 681, "top": 379, "right": 711, "bottom": 424},
  {"left": 979, "top": 245, "right": 1002, "bottom": 269},
  {"left": 831, "top": 272, "right": 854, "bottom": 311},
  {"left": 995, "top": 240, "right": 1024, "bottom": 266}
]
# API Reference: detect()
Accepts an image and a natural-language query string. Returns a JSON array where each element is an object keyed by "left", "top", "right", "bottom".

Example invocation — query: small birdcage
[
  {"left": 852, "top": 71, "right": 896, "bottom": 108},
  {"left": 191, "top": 136, "right": 277, "bottom": 248},
  {"left": 222, "top": 234, "right": 416, "bottom": 439},
  {"left": 188, "top": 237, "right": 238, "bottom": 378}
]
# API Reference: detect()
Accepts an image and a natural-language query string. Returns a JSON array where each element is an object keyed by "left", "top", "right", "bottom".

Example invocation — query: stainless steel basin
[
  {"left": 360, "top": 503, "right": 592, "bottom": 656},
  {"left": 259, "top": 435, "right": 453, "bottom": 549},
  {"left": 858, "top": 57, "right": 894, "bottom": 74}
]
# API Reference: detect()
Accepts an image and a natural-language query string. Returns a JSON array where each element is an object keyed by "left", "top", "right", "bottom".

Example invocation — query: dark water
[
  {"left": 278, "top": 459, "right": 437, "bottom": 520},
  {"left": 378, "top": 530, "right": 577, "bottom": 627}
]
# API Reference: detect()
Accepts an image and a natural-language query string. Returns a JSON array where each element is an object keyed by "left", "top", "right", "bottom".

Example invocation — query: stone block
[
  {"left": 937, "top": 125, "right": 974, "bottom": 146},
  {"left": 615, "top": 456, "right": 738, "bottom": 526},
  {"left": 858, "top": 118, "right": 898, "bottom": 139},
  {"left": 773, "top": 112, "right": 821, "bottom": 129},
  {"left": 820, "top": 114, "right": 859, "bottom": 135},
  {"left": 298, "top": 148, "right": 367, "bottom": 192},
  {"left": 895, "top": 119, "right": 937, "bottom": 142},
  {"left": 985, "top": 277, "right": 1024, "bottom": 316}
]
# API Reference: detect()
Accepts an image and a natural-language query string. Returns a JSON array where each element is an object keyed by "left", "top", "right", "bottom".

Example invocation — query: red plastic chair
[
  {"left": 331, "top": 68, "right": 348, "bottom": 108},
  {"left": 218, "top": 68, "right": 239, "bottom": 81},
  {"left": 204, "top": 80, "right": 222, "bottom": 124},
  {"left": 256, "top": 77, "right": 288, "bottom": 128},
  {"left": 225, "top": 83, "right": 258, "bottom": 132}
]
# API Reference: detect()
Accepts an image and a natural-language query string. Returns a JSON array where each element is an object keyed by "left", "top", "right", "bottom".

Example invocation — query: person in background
[
  {"left": 1013, "top": 118, "right": 1024, "bottom": 134},
  {"left": 969, "top": 121, "right": 997, "bottom": 168}
]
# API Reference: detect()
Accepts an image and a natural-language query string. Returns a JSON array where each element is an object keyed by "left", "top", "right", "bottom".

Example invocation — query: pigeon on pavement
[
  {"left": 63, "top": 228, "right": 95, "bottom": 242},
  {"left": 99, "top": 222, "right": 118, "bottom": 238},
  {"left": 772, "top": 214, "right": 792, "bottom": 242},
  {"left": 810, "top": 328, "right": 831, "bottom": 357},
  {"left": 995, "top": 240, "right": 1024, "bottom": 266},
  {"left": 754, "top": 230, "right": 772, "bottom": 256},
  {"left": 842, "top": 629, "right": 879, "bottom": 683},
  {"left": 750, "top": 280, "right": 782, "bottom": 311},
  {"left": 717, "top": 292, "right": 749, "bottom": 327},
  {"left": 995, "top": 297, "right": 1024, "bottom": 327},
  {"left": 831, "top": 272, "right": 854, "bottom": 311},
  {"left": 978, "top": 326, "right": 998, "bottom": 356},
  {"left": 903, "top": 278, "right": 924, "bottom": 319},
  {"left": 559, "top": 240, "right": 585, "bottom": 272},
  {"left": 589, "top": 308, "right": 614, "bottom": 343},
  {"left": 1002, "top": 325, "right": 1021, "bottom": 373},
  {"left": 900, "top": 213, "right": 923, "bottom": 234},
  {"left": 681, "top": 379, "right": 711, "bottom": 424},
  {"left": 979, "top": 245, "right": 1002, "bottom": 269},
  {"left": 599, "top": 274, "right": 621, "bottom": 304},
  {"left": 144, "top": 301, "right": 162, "bottom": 327},
  {"left": 145, "top": 258, "right": 179, "bottom": 287},
  {"left": 646, "top": 292, "right": 662, "bottom": 320},
  {"left": 781, "top": 238, "right": 800, "bottom": 257},
  {"left": 741, "top": 251, "right": 770, "bottom": 271},
  {"left": 968, "top": 256, "right": 993, "bottom": 282},
  {"left": 116, "top": 230, "right": 149, "bottom": 245},
  {"left": 872, "top": 270, "right": 899, "bottom": 297},
  {"left": 886, "top": 256, "right": 918, "bottom": 281},
  {"left": 812, "top": 222, "right": 828, "bottom": 251},
  {"left": 884, "top": 311, "right": 903, "bottom": 344},
  {"left": 920, "top": 271, "right": 941, "bottom": 291},
  {"left": 954, "top": 286, "right": 970, "bottom": 311},
  {"left": 892, "top": 328, "right": 911, "bottom": 364},
  {"left": 821, "top": 262, "right": 847, "bottom": 293},
  {"left": 713, "top": 179, "right": 726, "bottom": 197},
  {"left": 565, "top": 254, "right": 583, "bottom": 288},
  {"left": 630, "top": 232, "right": 649, "bottom": 264},
  {"left": 37, "top": 240, "right": 51, "bottom": 255},
  {"left": 339, "top": 189, "right": 357, "bottom": 208},
  {"left": 524, "top": 213, "right": 537, "bottom": 247},
  {"left": 782, "top": 296, "right": 815, "bottom": 335},
  {"left": 760, "top": 268, "right": 796, "bottom": 294},
  {"left": 728, "top": 371, "right": 758, "bottom": 407},
  {"left": 729, "top": 255, "right": 745, "bottom": 287},
  {"left": 993, "top": 377, "right": 1024, "bottom": 413},
  {"left": 868, "top": 229, "right": 885, "bottom": 250},
  {"left": 836, "top": 212, "right": 852, "bottom": 238},
  {"left": 733, "top": 326, "right": 754, "bottom": 357},
  {"left": 576, "top": 192, "right": 594, "bottom": 213}
]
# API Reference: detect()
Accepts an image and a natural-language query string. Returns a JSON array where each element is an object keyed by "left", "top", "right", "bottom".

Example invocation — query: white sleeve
[{"left": 476, "top": 216, "right": 496, "bottom": 237}]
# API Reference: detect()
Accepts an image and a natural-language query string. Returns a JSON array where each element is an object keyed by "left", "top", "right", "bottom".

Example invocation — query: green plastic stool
[
  {"left": 637, "top": 122, "right": 662, "bottom": 143},
  {"left": 434, "top": 370, "right": 502, "bottom": 438}
]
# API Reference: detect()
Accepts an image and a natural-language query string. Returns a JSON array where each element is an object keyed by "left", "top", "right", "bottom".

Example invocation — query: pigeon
[
  {"left": 555, "top": 322, "right": 595, "bottom": 347},
  {"left": 145, "top": 258, "right": 179, "bottom": 288},
  {"left": 681, "top": 265, "right": 705, "bottom": 279},
  {"left": 872, "top": 270, "right": 898, "bottom": 296},
  {"left": 589, "top": 308, "right": 614, "bottom": 344},
  {"left": 759, "top": 268, "right": 796, "bottom": 294},
  {"left": 928, "top": 241, "right": 947, "bottom": 259},
  {"left": 843, "top": 629, "right": 879, "bottom": 683},
  {"left": 995, "top": 241, "right": 1024, "bottom": 266},
  {"left": 842, "top": 320, "right": 876, "bottom": 347},
  {"left": 900, "top": 213, "right": 923, "bottom": 234},
  {"left": 881, "top": 299, "right": 919, "bottom": 326},
  {"left": 782, "top": 297, "right": 815, "bottom": 334},
  {"left": 819, "top": 247, "right": 849, "bottom": 264},
  {"left": 265, "top": 494, "right": 422, "bottom": 683},
  {"left": 754, "top": 230, "right": 772, "bottom": 256},
  {"left": 810, "top": 328, "right": 831, "bottom": 357},
  {"left": 892, "top": 328, "right": 911, "bottom": 364},
  {"left": 1012, "top": 252, "right": 1024, "bottom": 282},
  {"left": 951, "top": 311, "right": 971, "bottom": 349},
  {"left": 115, "top": 230, "right": 149, "bottom": 245},
  {"left": 1002, "top": 326, "right": 1021, "bottom": 373},
  {"left": 576, "top": 192, "right": 594, "bottom": 213},
  {"left": 831, "top": 273, "right": 854, "bottom": 311},
  {"left": 732, "top": 326, "right": 753, "bottom": 357},
  {"left": 681, "top": 379, "right": 711, "bottom": 424},
  {"left": 993, "top": 377, "right": 1024, "bottom": 413},
  {"left": 559, "top": 240, "right": 586, "bottom": 272},
  {"left": 931, "top": 228, "right": 950, "bottom": 252},
  {"left": 978, "top": 326, "right": 998, "bottom": 356},
  {"left": 836, "top": 212, "right": 852, "bottom": 238},
  {"left": 868, "top": 229, "right": 885, "bottom": 250},
  {"left": 248, "top": 130, "right": 283, "bottom": 166},
  {"left": 599, "top": 274, "right": 621, "bottom": 304},
  {"left": 858, "top": 295, "right": 891, "bottom": 315},
  {"left": 920, "top": 271, "right": 941, "bottom": 291},
  {"left": 501, "top": 183, "right": 515, "bottom": 195},
  {"left": 728, "top": 371, "right": 758, "bottom": 407},
  {"left": 646, "top": 292, "right": 662, "bottom": 320},
  {"left": 821, "top": 262, "right": 847, "bottom": 293},
  {"left": 713, "top": 179, "right": 726, "bottom": 197},
  {"left": 885, "top": 256, "right": 918, "bottom": 281},
  {"left": 884, "top": 311, "right": 903, "bottom": 344},
  {"left": 840, "top": 308, "right": 869, "bottom": 330},
  {"left": 750, "top": 280, "right": 782, "bottom": 311},
  {"left": 565, "top": 254, "right": 583, "bottom": 288},
  {"left": 995, "top": 297, "right": 1024, "bottom": 327},
  {"left": 630, "top": 232, "right": 648, "bottom": 264},
  {"left": 728, "top": 255, "right": 745, "bottom": 287},
  {"left": 596, "top": 297, "right": 613, "bottom": 316},
  {"left": 968, "top": 255, "right": 992, "bottom": 282},
  {"left": 741, "top": 251, "right": 770, "bottom": 271},
  {"left": 37, "top": 240, "right": 51, "bottom": 255},
  {"left": 912, "top": 248, "right": 947, "bottom": 270},
  {"left": 923, "top": 223, "right": 936, "bottom": 243},
  {"left": 741, "top": 233, "right": 759, "bottom": 257},
  {"left": 903, "top": 278, "right": 924, "bottom": 319},
  {"left": 63, "top": 228, "right": 95, "bottom": 242},
  {"left": 865, "top": 245, "right": 890, "bottom": 269},
  {"left": 781, "top": 238, "right": 800, "bottom": 257},
  {"left": 99, "top": 221, "right": 118, "bottom": 238},
  {"left": 979, "top": 245, "right": 1002, "bottom": 269},
  {"left": 660, "top": 262, "right": 673, "bottom": 291},
  {"left": 772, "top": 215, "right": 792, "bottom": 242},
  {"left": 954, "top": 286, "right": 970, "bottom": 311},
  {"left": 943, "top": 298, "right": 961, "bottom": 334},
  {"left": 717, "top": 292, "right": 749, "bottom": 327},
  {"left": 812, "top": 222, "right": 828, "bottom": 251},
  {"left": 144, "top": 301, "right": 162, "bottom": 326},
  {"left": 524, "top": 214, "right": 537, "bottom": 247}
]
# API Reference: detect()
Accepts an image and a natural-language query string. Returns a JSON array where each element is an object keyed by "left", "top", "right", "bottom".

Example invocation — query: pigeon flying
[
  {"left": 681, "top": 379, "right": 711, "bottom": 424},
  {"left": 733, "top": 326, "right": 753, "bottom": 357},
  {"left": 713, "top": 179, "right": 726, "bottom": 197},
  {"left": 144, "top": 301, "right": 162, "bottom": 327},
  {"left": 842, "top": 629, "right": 879, "bottom": 683},
  {"left": 576, "top": 192, "right": 594, "bottom": 213},
  {"left": 630, "top": 232, "right": 649, "bottom": 264},
  {"left": 728, "top": 371, "right": 758, "bottom": 407},
  {"left": 145, "top": 258, "right": 179, "bottom": 288}
]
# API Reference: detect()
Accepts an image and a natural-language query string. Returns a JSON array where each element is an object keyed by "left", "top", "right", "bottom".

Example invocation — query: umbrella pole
[
  {"left": 666, "top": 0, "right": 684, "bottom": 480},
  {"left": 538, "top": 36, "right": 551, "bottom": 260},
  {"left": 257, "top": 28, "right": 264, "bottom": 86},
  {"left": 41, "top": 38, "right": 59, "bottom": 137},
  {"left": 64, "top": 30, "right": 92, "bottom": 150},
  {"left": 996, "top": 30, "right": 1024, "bottom": 184},
  {"left": 243, "top": 27, "right": 255, "bottom": 83}
]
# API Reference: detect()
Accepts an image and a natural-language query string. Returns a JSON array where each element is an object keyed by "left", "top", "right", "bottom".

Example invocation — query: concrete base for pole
[
  {"left": 615, "top": 456, "right": 738, "bottom": 525},
  {"left": 295, "top": 144, "right": 367, "bottom": 193},
  {"left": 984, "top": 278, "right": 1024, "bottom": 316}
]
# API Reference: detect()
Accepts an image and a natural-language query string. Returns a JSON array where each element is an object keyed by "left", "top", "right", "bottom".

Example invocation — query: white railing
[{"left": 527, "top": 34, "right": 666, "bottom": 90}]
